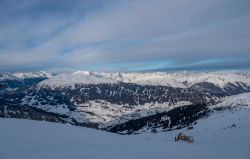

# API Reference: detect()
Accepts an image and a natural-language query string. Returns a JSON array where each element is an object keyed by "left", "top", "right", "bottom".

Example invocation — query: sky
[{"left": 0, "top": 0, "right": 250, "bottom": 73}]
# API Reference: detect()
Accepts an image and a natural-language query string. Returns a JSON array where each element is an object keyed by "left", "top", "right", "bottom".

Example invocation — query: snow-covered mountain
[
  {"left": 1, "top": 71, "right": 250, "bottom": 133},
  {"left": 0, "top": 71, "right": 52, "bottom": 80},
  {"left": 39, "top": 71, "right": 250, "bottom": 89},
  {"left": 38, "top": 71, "right": 118, "bottom": 88},
  {"left": 109, "top": 92, "right": 250, "bottom": 134},
  {"left": 20, "top": 81, "right": 227, "bottom": 128},
  {"left": 0, "top": 72, "right": 18, "bottom": 81},
  {"left": 0, "top": 71, "right": 53, "bottom": 91},
  {"left": 211, "top": 92, "right": 250, "bottom": 109},
  {"left": 13, "top": 71, "right": 53, "bottom": 79}
]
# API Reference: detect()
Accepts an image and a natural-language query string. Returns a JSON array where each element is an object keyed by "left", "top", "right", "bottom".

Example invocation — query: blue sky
[{"left": 0, "top": 0, "right": 250, "bottom": 72}]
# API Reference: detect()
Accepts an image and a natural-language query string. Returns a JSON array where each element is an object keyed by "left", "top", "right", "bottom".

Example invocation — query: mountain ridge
[{"left": 38, "top": 71, "right": 250, "bottom": 89}]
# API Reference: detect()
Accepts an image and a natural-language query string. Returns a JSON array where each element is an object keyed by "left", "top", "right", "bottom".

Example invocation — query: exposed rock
[{"left": 175, "top": 132, "right": 194, "bottom": 143}]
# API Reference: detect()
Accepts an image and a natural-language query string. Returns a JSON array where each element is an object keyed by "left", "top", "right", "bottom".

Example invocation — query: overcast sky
[{"left": 0, "top": 0, "right": 250, "bottom": 72}]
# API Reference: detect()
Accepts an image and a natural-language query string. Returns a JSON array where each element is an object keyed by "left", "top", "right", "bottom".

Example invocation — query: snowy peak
[
  {"left": 0, "top": 71, "right": 52, "bottom": 81},
  {"left": 0, "top": 71, "right": 53, "bottom": 91},
  {"left": 72, "top": 71, "right": 91, "bottom": 76},
  {"left": 38, "top": 71, "right": 119, "bottom": 88},
  {"left": 13, "top": 71, "right": 52, "bottom": 79},
  {"left": 122, "top": 72, "right": 250, "bottom": 88},
  {"left": 38, "top": 71, "right": 250, "bottom": 89},
  {"left": 0, "top": 72, "right": 18, "bottom": 81}
]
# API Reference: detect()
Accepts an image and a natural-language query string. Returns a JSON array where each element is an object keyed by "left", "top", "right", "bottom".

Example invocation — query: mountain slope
[
  {"left": 20, "top": 83, "right": 223, "bottom": 127},
  {"left": 0, "top": 116, "right": 249, "bottom": 159},
  {"left": 108, "top": 92, "right": 250, "bottom": 134}
]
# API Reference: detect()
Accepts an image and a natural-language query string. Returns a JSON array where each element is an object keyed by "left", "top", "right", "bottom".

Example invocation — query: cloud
[
  {"left": 0, "top": 0, "right": 250, "bottom": 72},
  {"left": 154, "top": 60, "right": 250, "bottom": 72}
]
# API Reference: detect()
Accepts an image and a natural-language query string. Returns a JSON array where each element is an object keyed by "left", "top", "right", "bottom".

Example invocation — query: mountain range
[{"left": 1, "top": 71, "right": 250, "bottom": 133}]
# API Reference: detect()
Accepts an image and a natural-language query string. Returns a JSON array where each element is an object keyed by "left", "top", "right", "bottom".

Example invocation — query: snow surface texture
[
  {"left": 1, "top": 106, "right": 250, "bottom": 159},
  {"left": 38, "top": 71, "right": 250, "bottom": 89}
]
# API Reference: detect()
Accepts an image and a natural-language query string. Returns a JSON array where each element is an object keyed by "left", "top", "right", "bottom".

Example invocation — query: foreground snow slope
[{"left": 1, "top": 113, "right": 250, "bottom": 159}]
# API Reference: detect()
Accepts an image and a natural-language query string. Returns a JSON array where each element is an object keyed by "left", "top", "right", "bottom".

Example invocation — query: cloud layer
[{"left": 0, "top": 0, "right": 250, "bottom": 72}]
